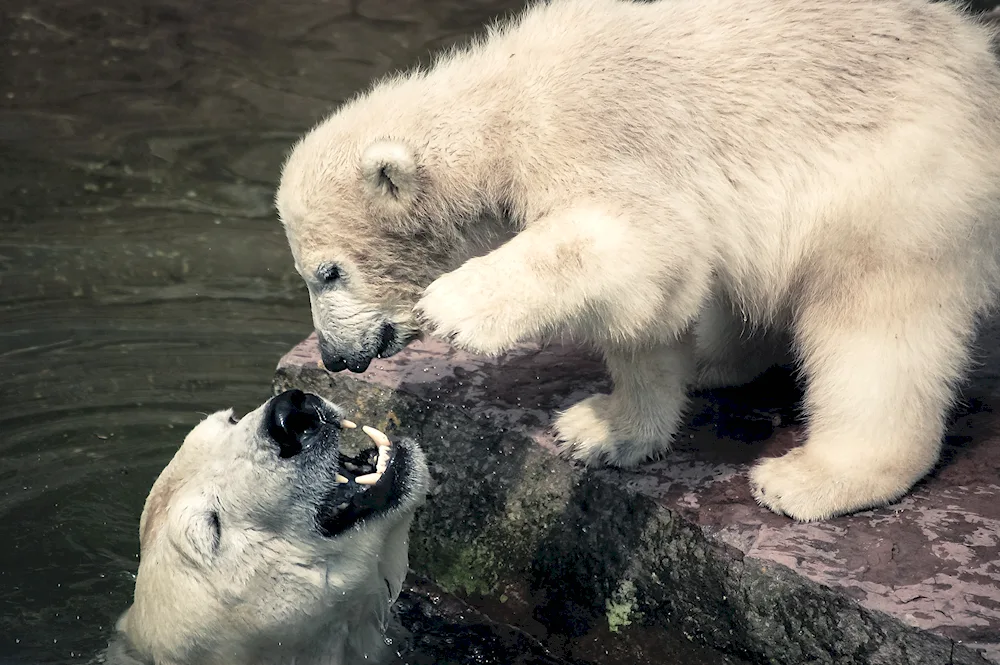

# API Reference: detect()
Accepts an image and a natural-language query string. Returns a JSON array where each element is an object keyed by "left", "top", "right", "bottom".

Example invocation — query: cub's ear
[{"left": 360, "top": 140, "right": 421, "bottom": 212}]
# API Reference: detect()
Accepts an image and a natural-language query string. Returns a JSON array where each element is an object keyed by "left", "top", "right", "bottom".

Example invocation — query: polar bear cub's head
[
  {"left": 109, "top": 390, "right": 429, "bottom": 665},
  {"left": 275, "top": 97, "right": 511, "bottom": 373}
]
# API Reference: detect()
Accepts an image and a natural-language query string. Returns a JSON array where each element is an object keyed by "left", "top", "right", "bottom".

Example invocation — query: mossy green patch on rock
[
  {"left": 427, "top": 540, "right": 502, "bottom": 596},
  {"left": 606, "top": 579, "right": 640, "bottom": 633}
]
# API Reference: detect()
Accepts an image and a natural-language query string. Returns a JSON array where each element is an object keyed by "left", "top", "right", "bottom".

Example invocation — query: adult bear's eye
[
  {"left": 208, "top": 511, "right": 221, "bottom": 552},
  {"left": 316, "top": 263, "right": 341, "bottom": 286}
]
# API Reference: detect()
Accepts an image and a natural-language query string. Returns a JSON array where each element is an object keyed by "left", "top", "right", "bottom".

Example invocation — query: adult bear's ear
[
  {"left": 173, "top": 501, "right": 222, "bottom": 566},
  {"left": 360, "top": 140, "right": 421, "bottom": 213}
]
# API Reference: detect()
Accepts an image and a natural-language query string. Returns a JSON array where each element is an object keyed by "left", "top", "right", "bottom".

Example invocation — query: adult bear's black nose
[{"left": 266, "top": 389, "right": 327, "bottom": 458}]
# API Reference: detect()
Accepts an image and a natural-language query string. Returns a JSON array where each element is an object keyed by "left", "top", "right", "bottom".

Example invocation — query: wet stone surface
[
  {"left": 389, "top": 575, "right": 571, "bottom": 665},
  {"left": 276, "top": 329, "right": 1000, "bottom": 664}
]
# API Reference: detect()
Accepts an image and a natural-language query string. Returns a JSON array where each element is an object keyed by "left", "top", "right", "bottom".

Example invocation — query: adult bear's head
[
  {"left": 275, "top": 90, "right": 514, "bottom": 372},
  {"left": 112, "top": 390, "right": 430, "bottom": 665}
]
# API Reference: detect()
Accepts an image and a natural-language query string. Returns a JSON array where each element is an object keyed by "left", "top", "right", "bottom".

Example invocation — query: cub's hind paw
[{"left": 749, "top": 447, "right": 912, "bottom": 521}]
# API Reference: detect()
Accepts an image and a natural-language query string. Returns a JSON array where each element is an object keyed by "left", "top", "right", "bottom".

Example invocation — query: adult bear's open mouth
[{"left": 315, "top": 424, "right": 413, "bottom": 537}]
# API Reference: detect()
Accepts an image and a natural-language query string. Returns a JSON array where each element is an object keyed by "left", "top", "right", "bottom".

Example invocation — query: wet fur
[
  {"left": 104, "top": 402, "right": 429, "bottom": 665},
  {"left": 276, "top": 0, "right": 1000, "bottom": 520}
]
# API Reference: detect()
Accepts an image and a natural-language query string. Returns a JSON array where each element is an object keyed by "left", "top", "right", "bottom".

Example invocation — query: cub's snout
[{"left": 316, "top": 320, "right": 401, "bottom": 374}]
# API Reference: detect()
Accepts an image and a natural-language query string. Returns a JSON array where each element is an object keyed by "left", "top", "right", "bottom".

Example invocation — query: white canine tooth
[
  {"left": 341, "top": 419, "right": 357, "bottom": 429},
  {"left": 354, "top": 472, "right": 381, "bottom": 485},
  {"left": 362, "top": 425, "right": 391, "bottom": 448},
  {"left": 335, "top": 474, "right": 349, "bottom": 484},
  {"left": 376, "top": 447, "right": 389, "bottom": 473}
]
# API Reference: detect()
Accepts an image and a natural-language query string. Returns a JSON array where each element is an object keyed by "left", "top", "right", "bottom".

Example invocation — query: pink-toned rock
[{"left": 275, "top": 332, "right": 1000, "bottom": 664}]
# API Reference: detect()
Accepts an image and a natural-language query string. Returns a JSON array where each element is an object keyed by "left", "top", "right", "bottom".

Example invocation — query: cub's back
[{"left": 454, "top": 0, "right": 1000, "bottom": 166}]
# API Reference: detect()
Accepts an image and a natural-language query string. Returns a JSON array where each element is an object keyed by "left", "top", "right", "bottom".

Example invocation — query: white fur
[
  {"left": 105, "top": 399, "right": 429, "bottom": 665},
  {"left": 276, "top": 0, "right": 1000, "bottom": 520}
]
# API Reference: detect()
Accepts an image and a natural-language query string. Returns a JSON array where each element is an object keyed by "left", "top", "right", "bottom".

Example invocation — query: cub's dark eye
[
  {"left": 316, "top": 263, "right": 341, "bottom": 286},
  {"left": 228, "top": 412, "right": 240, "bottom": 425}
]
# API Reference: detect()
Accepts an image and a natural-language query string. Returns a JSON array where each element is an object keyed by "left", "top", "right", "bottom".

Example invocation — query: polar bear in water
[
  {"left": 105, "top": 389, "right": 429, "bottom": 665},
  {"left": 275, "top": 0, "right": 1000, "bottom": 520}
]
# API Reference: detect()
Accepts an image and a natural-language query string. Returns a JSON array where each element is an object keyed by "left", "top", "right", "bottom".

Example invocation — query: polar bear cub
[
  {"left": 105, "top": 390, "right": 429, "bottom": 665},
  {"left": 275, "top": 0, "right": 1000, "bottom": 521}
]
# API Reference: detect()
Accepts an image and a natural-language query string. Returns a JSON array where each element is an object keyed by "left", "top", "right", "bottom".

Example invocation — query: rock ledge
[{"left": 274, "top": 334, "right": 1000, "bottom": 664}]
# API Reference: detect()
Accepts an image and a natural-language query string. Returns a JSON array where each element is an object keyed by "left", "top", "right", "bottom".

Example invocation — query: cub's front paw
[
  {"left": 414, "top": 261, "right": 524, "bottom": 356},
  {"left": 553, "top": 395, "right": 670, "bottom": 469}
]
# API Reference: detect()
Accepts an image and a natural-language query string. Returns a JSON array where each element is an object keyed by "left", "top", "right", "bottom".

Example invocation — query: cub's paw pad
[
  {"left": 749, "top": 448, "right": 829, "bottom": 520},
  {"left": 553, "top": 396, "right": 661, "bottom": 469},
  {"left": 553, "top": 396, "right": 616, "bottom": 466}
]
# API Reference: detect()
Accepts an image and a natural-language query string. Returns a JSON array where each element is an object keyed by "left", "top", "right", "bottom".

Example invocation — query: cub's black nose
[
  {"left": 266, "top": 389, "right": 327, "bottom": 458},
  {"left": 320, "top": 350, "right": 349, "bottom": 373},
  {"left": 317, "top": 333, "right": 372, "bottom": 374}
]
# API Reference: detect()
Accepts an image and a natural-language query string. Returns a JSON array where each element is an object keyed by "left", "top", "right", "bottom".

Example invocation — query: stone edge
[{"left": 274, "top": 363, "right": 992, "bottom": 665}]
